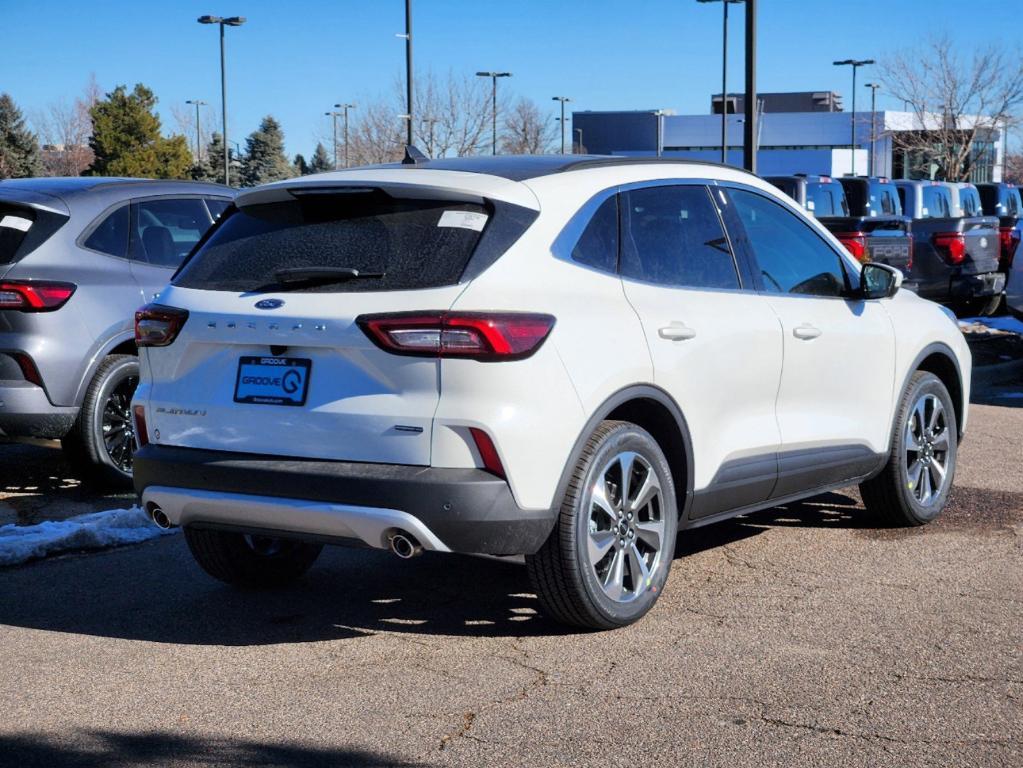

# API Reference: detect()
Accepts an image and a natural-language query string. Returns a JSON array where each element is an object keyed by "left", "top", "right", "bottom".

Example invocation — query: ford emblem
[{"left": 255, "top": 298, "right": 285, "bottom": 310}]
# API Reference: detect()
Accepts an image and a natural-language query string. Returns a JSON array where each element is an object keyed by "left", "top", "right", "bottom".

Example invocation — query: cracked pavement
[{"left": 0, "top": 403, "right": 1020, "bottom": 767}]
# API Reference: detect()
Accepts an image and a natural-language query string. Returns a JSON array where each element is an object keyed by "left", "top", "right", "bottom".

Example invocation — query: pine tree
[
  {"left": 293, "top": 153, "right": 310, "bottom": 176},
  {"left": 88, "top": 84, "right": 192, "bottom": 178},
  {"left": 192, "top": 132, "right": 227, "bottom": 183},
  {"left": 0, "top": 93, "right": 43, "bottom": 179},
  {"left": 309, "top": 142, "right": 333, "bottom": 174},
  {"left": 240, "top": 115, "right": 294, "bottom": 186}
]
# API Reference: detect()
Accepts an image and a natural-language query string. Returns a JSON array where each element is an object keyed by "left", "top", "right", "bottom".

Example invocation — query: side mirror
[{"left": 860, "top": 262, "right": 902, "bottom": 300}]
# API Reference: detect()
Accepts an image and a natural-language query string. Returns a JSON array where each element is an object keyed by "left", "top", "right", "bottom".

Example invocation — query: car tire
[
  {"left": 525, "top": 420, "right": 678, "bottom": 630},
  {"left": 860, "top": 371, "right": 958, "bottom": 526},
  {"left": 184, "top": 528, "right": 323, "bottom": 588},
  {"left": 61, "top": 354, "right": 139, "bottom": 489}
]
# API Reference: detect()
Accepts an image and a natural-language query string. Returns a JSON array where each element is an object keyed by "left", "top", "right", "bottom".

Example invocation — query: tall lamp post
[
  {"left": 325, "top": 111, "right": 342, "bottom": 170},
  {"left": 697, "top": 0, "right": 744, "bottom": 165},
  {"left": 398, "top": 0, "right": 413, "bottom": 147},
  {"left": 197, "top": 15, "right": 245, "bottom": 186},
  {"left": 185, "top": 99, "right": 208, "bottom": 164},
  {"left": 833, "top": 57, "right": 875, "bottom": 176},
  {"left": 334, "top": 103, "right": 356, "bottom": 167},
  {"left": 476, "top": 71, "right": 512, "bottom": 154},
  {"left": 864, "top": 82, "right": 881, "bottom": 177},
  {"left": 552, "top": 96, "right": 571, "bottom": 154},
  {"left": 574, "top": 128, "right": 583, "bottom": 154}
]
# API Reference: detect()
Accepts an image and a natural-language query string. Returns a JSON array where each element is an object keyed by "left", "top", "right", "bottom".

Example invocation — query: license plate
[{"left": 234, "top": 357, "right": 311, "bottom": 406}]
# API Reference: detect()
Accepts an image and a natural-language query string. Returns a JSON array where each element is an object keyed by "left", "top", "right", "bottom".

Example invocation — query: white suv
[{"left": 132, "top": 156, "right": 971, "bottom": 630}]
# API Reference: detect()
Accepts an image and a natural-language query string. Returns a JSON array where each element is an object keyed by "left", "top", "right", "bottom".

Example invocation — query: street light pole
[
  {"left": 476, "top": 72, "right": 512, "bottom": 154},
  {"left": 833, "top": 57, "right": 875, "bottom": 176},
  {"left": 574, "top": 128, "right": 583, "bottom": 154},
  {"left": 325, "top": 111, "right": 341, "bottom": 170},
  {"left": 552, "top": 96, "right": 571, "bottom": 155},
  {"left": 334, "top": 103, "right": 356, "bottom": 167},
  {"left": 198, "top": 15, "right": 245, "bottom": 186},
  {"left": 185, "top": 99, "right": 207, "bottom": 164},
  {"left": 698, "top": 0, "right": 743, "bottom": 165},
  {"left": 404, "top": 0, "right": 413, "bottom": 146},
  {"left": 865, "top": 82, "right": 881, "bottom": 177},
  {"left": 654, "top": 110, "right": 665, "bottom": 157}
]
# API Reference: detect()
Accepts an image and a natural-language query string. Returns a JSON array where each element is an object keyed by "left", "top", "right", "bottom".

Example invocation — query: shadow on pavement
[
  {"left": 0, "top": 730, "right": 420, "bottom": 768},
  {"left": 0, "top": 490, "right": 885, "bottom": 646}
]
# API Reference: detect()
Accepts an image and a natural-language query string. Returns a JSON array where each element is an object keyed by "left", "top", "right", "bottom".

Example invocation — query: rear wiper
[{"left": 273, "top": 266, "right": 385, "bottom": 284}]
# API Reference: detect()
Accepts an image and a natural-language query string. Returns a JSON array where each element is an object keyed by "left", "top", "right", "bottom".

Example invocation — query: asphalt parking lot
[{"left": 0, "top": 341, "right": 1020, "bottom": 767}]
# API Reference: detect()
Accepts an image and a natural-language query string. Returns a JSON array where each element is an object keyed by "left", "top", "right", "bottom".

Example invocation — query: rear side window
[
  {"left": 621, "top": 185, "right": 740, "bottom": 291},
  {"left": 921, "top": 186, "right": 951, "bottom": 218},
  {"left": 0, "top": 205, "right": 35, "bottom": 262},
  {"left": 83, "top": 204, "right": 129, "bottom": 258},
  {"left": 132, "top": 198, "right": 211, "bottom": 268},
  {"left": 958, "top": 188, "right": 981, "bottom": 217},
  {"left": 1006, "top": 189, "right": 1022, "bottom": 217},
  {"left": 205, "top": 198, "right": 230, "bottom": 221},
  {"left": 879, "top": 187, "right": 900, "bottom": 215},
  {"left": 727, "top": 189, "right": 849, "bottom": 298},
  {"left": 175, "top": 190, "right": 490, "bottom": 292},
  {"left": 571, "top": 195, "right": 618, "bottom": 273}
]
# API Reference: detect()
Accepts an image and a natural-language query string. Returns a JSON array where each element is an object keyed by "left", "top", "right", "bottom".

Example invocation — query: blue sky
[{"left": 3, "top": 0, "right": 1017, "bottom": 158}]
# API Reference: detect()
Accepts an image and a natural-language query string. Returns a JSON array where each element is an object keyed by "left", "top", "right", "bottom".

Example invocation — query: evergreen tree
[
  {"left": 309, "top": 142, "right": 333, "bottom": 174},
  {"left": 292, "top": 153, "right": 310, "bottom": 176},
  {"left": 88, "top": 84, "right": 192, "bottom": 178},
  {"left": 0, "top": 93, "right": 43, "bottom": 179},
  {"left": 192, "top": 132, "right": 227, "bottom": 183},
  {"left": 240, "top": 115, "right": 293, "bottom": 186}
]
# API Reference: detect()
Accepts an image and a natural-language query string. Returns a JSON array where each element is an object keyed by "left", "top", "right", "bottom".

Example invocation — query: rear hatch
[{"left": 141, "top": 181, "right": 537, "bottom": 465}]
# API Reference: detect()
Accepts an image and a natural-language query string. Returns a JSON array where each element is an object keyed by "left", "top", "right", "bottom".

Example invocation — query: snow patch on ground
[
  {"left": 0, "top": 507, "right": 177, "bottom": 567},
  {"left": 960, "top": 316, "right": 1023, "bottom": 334}
]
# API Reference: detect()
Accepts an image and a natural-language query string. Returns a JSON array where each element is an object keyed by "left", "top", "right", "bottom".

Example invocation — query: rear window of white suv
[{"left": 174, "top": 190, "right": 491, "bottom": 293}]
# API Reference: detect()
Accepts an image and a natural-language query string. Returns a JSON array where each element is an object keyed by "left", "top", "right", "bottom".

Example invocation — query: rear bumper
[
  {"left": 0, "top": 382, "right": 77, "bottom": 438},
  {"left": 133, "top": 444, "right": 558, "bottom": 556},
  {"left": 950, "top": 271, "right": 1006, "bottom": 299}
]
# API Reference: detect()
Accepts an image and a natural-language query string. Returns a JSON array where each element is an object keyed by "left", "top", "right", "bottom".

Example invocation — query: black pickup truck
[
  {"left": 765, "top": 175, "right": 912, "bottom": 275},
  {"left": 894, "top": 179, "right": 1004, "bottom": 315},
  {"left": 976, "top": 181, "right": 1022, "bottom": 276}
]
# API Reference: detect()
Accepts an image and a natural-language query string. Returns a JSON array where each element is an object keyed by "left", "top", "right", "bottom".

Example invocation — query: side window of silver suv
[
  {"left": 130, "top": 198, "right": 212, "bottom": 269},
  {"left": 82, "top": 204, "right": 129, "bottom": 258}
]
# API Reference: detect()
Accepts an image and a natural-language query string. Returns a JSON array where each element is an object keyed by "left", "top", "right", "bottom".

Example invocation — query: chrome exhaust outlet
[
  {"left": 389, "top": 531, "right": 422, "bottom": 559},
  {"left": 147, "top": 503, "right": 173, "bottom": 530}
]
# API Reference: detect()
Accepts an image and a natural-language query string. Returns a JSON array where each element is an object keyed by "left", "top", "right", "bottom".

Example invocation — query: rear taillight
[
  {"left": 932, "top": 232, "right": 966, "bottom": 265},
  {"left": 835, "top": 232, "right": 868, "bottom": 262},
  {"left": 0, "top": 281, "right": 76, "bottom": 312},
  {"left": 132, "top": 405, "right": 149, "bottom": 449},
  {"left": 469, "top": 427, "right": 506, "bottom": 478},
  {"left": 357, "top": 312, "right": 556, "bottom": 361},
  {"left": 135, "top": 304, "right": 189, "bottom": 347},
  {"left": 998, "top": 226, "right": 1020, "bottom": 268}
]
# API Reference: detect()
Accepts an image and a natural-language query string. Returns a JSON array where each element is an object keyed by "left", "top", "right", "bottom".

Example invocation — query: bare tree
[
  {"left": 500, "top": 97, "right": 557, "bottom": 155},
  {"left": 1004, "top": 151, "right": 1023, "bottom": 184},
  {"left": 881, "top": 37, "right": 1023, "bottom": 180},
  {"left": 171, "top": 102, "right": 219, "bottom": 164},
  {"left": 33, "top": 75, "right": 100, "bottom": 176}
]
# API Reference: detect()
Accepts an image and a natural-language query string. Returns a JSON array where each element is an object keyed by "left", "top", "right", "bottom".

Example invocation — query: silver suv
[{"left": 0, "top": 177, "right": 233, "bottom": 486}]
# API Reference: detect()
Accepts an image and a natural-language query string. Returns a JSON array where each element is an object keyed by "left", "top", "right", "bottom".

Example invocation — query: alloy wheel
[
  {"left": 102, "top": 375, "right": 138, "bottom": 473},
  {"left": 904, "top": 393, "right": 950, "bottom": 506},
  {"left": 584, "top": 451, "right": 666, "bottom": 603}
]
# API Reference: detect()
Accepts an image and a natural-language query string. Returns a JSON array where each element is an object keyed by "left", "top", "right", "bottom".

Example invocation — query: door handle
[
  {"left": 792, "top": 324, "right": 822, "bottom": 340},
  {"left": 658, "top": 323, "right": 697, "bottom": 341}
]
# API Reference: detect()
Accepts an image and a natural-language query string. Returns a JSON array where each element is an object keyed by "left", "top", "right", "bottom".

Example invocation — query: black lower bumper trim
[{"left": 133, "top": 444, "right": 557, "bottom": 556}]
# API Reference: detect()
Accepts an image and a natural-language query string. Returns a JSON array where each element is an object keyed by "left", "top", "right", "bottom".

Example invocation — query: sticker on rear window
[
  {"left": 0, "top": 215, "right": 31, "bottom": 232},
  {"left": 438, "top": 210, "right": 488, "bottom": 232}
]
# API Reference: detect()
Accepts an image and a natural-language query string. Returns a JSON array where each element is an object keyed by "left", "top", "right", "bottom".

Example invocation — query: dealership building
[{"left": 572, "top": 91, "right": 1006, "bottom": 182}]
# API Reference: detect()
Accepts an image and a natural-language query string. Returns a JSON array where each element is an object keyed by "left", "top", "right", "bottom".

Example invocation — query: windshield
[{"left": 174, "top": 190, "right": 491, "bottom": 293}]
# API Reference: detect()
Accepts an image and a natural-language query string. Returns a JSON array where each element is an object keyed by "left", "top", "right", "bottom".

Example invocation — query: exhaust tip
[
  {"left": 147, "top": 503, "right": 173, "bottom": 530},
  {"left": 389, "top": 531, "right": 422, "bottom": 559}
]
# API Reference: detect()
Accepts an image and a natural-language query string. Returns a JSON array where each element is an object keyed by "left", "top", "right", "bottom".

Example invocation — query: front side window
[
  {"left": 726, "top": 189, "right": 849, "bottom": 298},
  {"left": 83, "top": 204, "right": 129, "bottom": 258},
  {"left": 571, "top": 195, "right": 618, "bottom": 273},
  {"left": 620, "top": 185, "right": 740, "bottom": 291},
  {"left": 132, "top": 198, "right": 212, "bottom": 268}
]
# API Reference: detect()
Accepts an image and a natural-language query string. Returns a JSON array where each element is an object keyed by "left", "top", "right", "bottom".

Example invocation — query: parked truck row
[{"left": 767, "top": 174, "right": 1020, "bottom": 317}]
